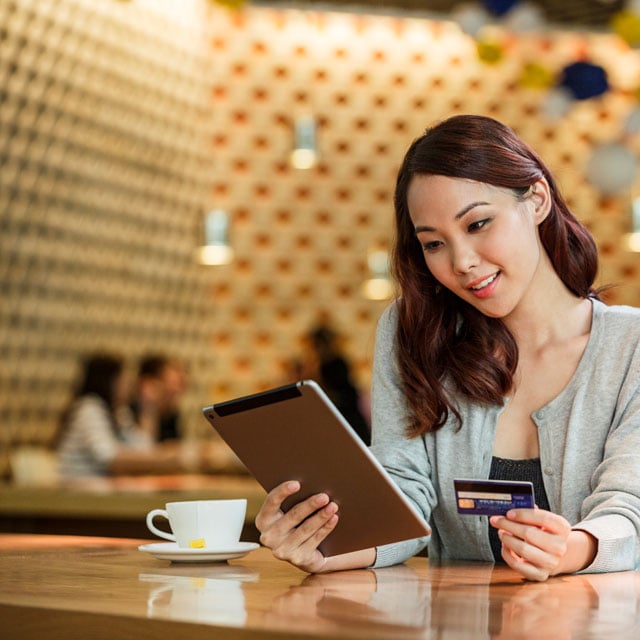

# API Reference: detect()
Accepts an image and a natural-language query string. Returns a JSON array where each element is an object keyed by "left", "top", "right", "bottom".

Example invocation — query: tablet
[{"left": 202, "top": 379, "right": 430, "bottom": 556}]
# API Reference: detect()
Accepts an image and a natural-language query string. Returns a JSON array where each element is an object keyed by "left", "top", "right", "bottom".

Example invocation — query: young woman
[
  {"left": 256, "top": 115, "right": 640, "bottom": 581},
  {"left": 55, "top": 353, "right": 150, "bottom": 477}
]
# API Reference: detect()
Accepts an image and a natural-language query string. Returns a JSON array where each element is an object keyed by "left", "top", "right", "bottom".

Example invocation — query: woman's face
[{"left": 407, "top": 174, "right": 549, "bottom": 319}]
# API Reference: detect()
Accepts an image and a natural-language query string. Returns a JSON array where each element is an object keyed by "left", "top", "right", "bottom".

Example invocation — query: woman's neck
[{"left": 503, "top": 254, "right": 592, "bottom": 351}]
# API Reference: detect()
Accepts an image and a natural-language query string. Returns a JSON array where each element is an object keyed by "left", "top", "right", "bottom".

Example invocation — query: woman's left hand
[{"left": 489, "top": 509, "right": 574, "bottom": 581}]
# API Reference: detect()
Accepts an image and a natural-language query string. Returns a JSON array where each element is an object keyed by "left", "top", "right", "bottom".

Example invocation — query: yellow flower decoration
[
  {"left": 611, "top": 10, "right": 640, "bottom": 47},
  {"left": 519, "top": 62, "right": 555, "bottom": 89},
  {"left": 476, "top": 40, "right": 504, "bottom": 65},
  {"left": 210, "top": 0, "right": 247, "bottom": 8}
]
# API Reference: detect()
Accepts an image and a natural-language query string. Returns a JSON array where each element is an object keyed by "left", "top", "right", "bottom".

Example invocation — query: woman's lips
[{"left": 467, "top": 272, "right": 500, "bottom": 298}]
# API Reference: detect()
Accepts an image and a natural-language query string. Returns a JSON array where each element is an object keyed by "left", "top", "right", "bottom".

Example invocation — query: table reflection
[
  {"left": 429, "top": 563, "right": 640, "bottom": 640},
  {"left": 140, "top": 564, "right": 259, "bottom": 625},
  {"left": 494, "top": 572, "right": 640, "bottom": 640},
  {"left": 261, "top": 560, "right": 640, "bottom": 639},
  {"left": 263, "top": 563, "right": 430, "bottom": 636}
]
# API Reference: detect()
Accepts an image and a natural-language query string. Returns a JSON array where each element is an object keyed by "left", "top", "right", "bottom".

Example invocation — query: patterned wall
[
  {"left": 0, "top": 0, "right": 218, "bottom": 476},
  {"left": 206, "top": 5, "right": 640, "bottom": 400},
  {"left": 2, "top": 0, "right": 640, "bottom": 476}
]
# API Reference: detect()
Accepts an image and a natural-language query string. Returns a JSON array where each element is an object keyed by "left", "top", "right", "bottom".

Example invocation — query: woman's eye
[
  {"left": 468, "top": 218, "right": 492, "bottom": 232},
  {"left": 422, "top": 240, "right": 442, "bottom": 253}
]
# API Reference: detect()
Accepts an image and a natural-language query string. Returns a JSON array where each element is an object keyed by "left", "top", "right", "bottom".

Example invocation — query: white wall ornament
[{"left": 586, "top": 143, "right": 639, "bottom": 195}]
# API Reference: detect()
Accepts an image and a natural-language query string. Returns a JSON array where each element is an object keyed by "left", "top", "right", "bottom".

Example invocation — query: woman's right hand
[{"left": 255, "top": 480, "right": 340, "bottom": 573}]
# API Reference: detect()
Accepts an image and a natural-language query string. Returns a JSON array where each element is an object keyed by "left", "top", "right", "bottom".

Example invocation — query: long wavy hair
[
  {"left": 392, "top": 115, "right": 599, "bottom": 437},
  {"left": 52, "top": 353, "right": 125, "bottom": 448}
]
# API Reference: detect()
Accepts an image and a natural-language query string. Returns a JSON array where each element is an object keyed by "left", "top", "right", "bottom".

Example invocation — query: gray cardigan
[{"left": 371, "top": 298, "right": 640, "bottom": 573}]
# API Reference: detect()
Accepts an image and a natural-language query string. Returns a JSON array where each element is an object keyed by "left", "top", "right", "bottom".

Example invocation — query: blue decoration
[
  {"left": 481, "top": 0, "right": 520, "bottom": 17},
  {"left": 559, "top": 61, "right": 609, "bottom": 101}
]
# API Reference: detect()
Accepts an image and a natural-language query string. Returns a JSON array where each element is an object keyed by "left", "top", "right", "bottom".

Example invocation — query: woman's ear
[{"left": 529, "top": 178, "right": 551, "bottom": 224}]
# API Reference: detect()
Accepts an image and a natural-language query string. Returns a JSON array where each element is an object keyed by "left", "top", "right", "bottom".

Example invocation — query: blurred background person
[
  {"left": 129, "top": 353, "right": 246, "bottom": 474},
  {"left": 132, "top": 354, "right": 188, "bottom": 443},
  {"left": 304, "top": 324, "right": 371, "bottom": 446}
]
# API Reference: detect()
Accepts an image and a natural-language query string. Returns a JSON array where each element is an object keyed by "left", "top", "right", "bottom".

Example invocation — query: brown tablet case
[{"left": 202, "top": 379, "right": 430, "bottom": 556}]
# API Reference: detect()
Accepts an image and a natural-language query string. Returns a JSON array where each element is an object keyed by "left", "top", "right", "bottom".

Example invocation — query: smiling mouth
[{"left": 468, "top": 272, "right": 499, "bottom": 291}]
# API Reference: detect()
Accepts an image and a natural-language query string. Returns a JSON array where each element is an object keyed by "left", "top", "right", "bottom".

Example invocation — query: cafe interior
[{"left": 2, "top": 0, "right": 640, "bottom": 638}]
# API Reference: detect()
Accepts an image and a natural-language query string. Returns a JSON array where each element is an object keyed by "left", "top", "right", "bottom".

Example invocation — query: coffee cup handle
[{"left": 146, "top": 509, "right": 175, "bottom": 542}]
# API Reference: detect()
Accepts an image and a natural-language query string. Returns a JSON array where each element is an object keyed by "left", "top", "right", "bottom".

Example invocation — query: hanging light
[
  {"left": 196, "top": 209, "right": 234, "bottom": 265},
  {"left": 290, "top": 114, "right": 317, "bottom": 170},
  {"left": 361, "top": 249, "right": 394, "bottom": 301}
]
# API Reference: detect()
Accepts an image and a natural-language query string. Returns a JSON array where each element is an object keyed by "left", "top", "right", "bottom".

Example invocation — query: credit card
[{"left": 454, "top": 479, "right": 535, "bottom": 516}]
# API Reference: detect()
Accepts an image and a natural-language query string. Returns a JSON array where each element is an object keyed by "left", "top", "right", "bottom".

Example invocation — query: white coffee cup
[{"left": 146, "top": 499, "right": 247, "bottom": 549}]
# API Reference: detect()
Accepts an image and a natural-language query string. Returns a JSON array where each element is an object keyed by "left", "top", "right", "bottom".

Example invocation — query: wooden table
[
  {"left": 0, "top": 475, "right": 266, "bottom": 540},
  {"left": 1, "top": 534, "right": 639, "bottom": 640}
]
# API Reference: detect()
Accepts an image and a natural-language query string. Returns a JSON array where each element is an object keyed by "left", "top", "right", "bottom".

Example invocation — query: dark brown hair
[
  {"left": 392, "top": 115, "right": 599, "bottom": 436},
  {"left": 51, "top": 353, "right": 125, "bottom": 448}
]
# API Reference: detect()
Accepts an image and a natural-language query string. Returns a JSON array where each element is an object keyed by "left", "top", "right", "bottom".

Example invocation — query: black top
[
  {"left": 318, "top": 356, "right": 370, "bottom": 446},
  {"left": 129, "top": 402, "right": 181, "bottom": 442},
  {"left": 488, "top": 456, "right": 551, "bottom": 562}
]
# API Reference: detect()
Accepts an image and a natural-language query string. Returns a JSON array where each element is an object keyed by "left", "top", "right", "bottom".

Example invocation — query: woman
[{"left": 256, "top": 115, "right": 640, "bottom": 581}]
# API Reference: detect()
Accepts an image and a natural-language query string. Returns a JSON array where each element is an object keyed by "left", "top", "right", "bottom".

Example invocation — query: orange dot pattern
[
  {"left": 1, "top": 2, "right": 640, "bottom": 474},
  {"left": 205, "top": 6, "right": 640, "bottom": 402}
]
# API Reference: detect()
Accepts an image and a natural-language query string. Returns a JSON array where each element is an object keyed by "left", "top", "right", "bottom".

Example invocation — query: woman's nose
[{"left": 450, "top": 243, "right": 478, "bottom": 275}]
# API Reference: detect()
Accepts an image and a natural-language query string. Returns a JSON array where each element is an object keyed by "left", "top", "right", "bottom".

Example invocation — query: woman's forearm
[{"left": 319, "top": 547, "right": 377, "bottom": 573}]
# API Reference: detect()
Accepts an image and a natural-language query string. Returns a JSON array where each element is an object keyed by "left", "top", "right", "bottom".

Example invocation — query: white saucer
[{"left": 138, "top": 541, "right": 260, "bottom": 563}]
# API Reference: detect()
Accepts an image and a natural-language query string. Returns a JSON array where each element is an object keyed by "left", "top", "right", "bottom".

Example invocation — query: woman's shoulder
[
  {"left": 593, "top": 298, "right": 640, "bottom": 334},
  {"left": 375, "top": 301, "right": 401, "bottom": 347},
  {"left": 377, "top": 299, "right": 400, "bottom": 327},
  {"left": 69, "top": 394, "right": 110, "bottom": 423},
  {"left": 590, "top": 299, "right": 640, "bottom": 370},
  {"left": 58, "top": 395, "right": 113, "bottom": 450}
]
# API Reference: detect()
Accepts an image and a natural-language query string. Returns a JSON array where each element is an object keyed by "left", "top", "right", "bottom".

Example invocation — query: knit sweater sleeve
[
  {"left": 572, "top": 308, "right": 640, "bottom": 573},
  {"left": 531, "top": 301, "right": 640, "bottom": 574},
  {"left": 369, "top": 304, "right": 432, "bottom": 568}
]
